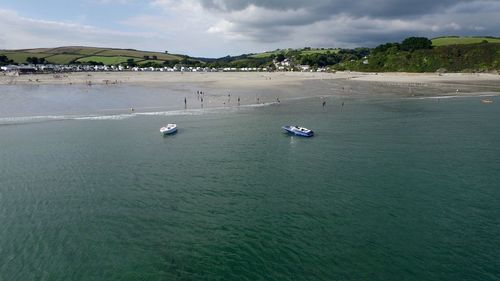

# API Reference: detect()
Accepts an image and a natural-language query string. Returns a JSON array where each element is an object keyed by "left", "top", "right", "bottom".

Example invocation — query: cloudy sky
[{"left": 0, "top": 0, "right": 499, "bottom": 57}]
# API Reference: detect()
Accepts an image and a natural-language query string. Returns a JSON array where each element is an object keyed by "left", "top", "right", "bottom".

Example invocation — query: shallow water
[{"left": 0, "top": 84, "right": 499, "bottom": 280}]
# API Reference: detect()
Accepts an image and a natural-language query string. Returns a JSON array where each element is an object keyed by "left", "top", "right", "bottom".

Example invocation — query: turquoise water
[{"left": 1, "top": 94, "right": 499, "bottom": 280}]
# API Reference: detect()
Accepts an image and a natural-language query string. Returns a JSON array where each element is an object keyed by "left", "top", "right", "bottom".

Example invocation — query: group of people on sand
[
  {"left": 321, "top": 97, "right": 345, "bottom": 109},
  {"left": 183, "top": 90, "right": 206, "bottom": 108},
  {"left": 183, "top": 90, "right": 345, "bottom": 110},
  {"left": 196, "top": 90, "right": 205, "bottom": 101}
]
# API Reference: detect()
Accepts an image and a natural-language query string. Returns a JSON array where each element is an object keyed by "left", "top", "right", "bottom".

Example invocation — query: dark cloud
[
  {"left": 201, "top": 0, "right": 500, "bottom": 49},
  {"left": 201, "top": 0, "right": 460, "bottom": 18}
]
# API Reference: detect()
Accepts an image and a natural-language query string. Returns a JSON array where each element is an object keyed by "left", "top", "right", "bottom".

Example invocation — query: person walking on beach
[
  {"left": 238, "top": 97, "right": 240, "bottom": 106},
  {"left": 184, "top": 97, "right": 187, "bottom": 108}
]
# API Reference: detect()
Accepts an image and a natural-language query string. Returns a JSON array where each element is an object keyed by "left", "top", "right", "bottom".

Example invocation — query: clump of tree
[
  {"left": 400, "top": 37, "right": 433, "bottom": 51},
  {"left": 297, "top": 52, "right": 340, "bottom": 67},
  {"left": 141, "top": 61, "right": 163, "bottom": 68},
  {"left": 163, "top": 60, "right": 180, "bottom": 67},
  {"left": 82, "top": 61, "right": 104, "bottom": 66},
  {"left": 179, "top": 57, "right": 202, "bottom": 67},
  {"left": 0, "top": 55, "right": 14, "bottom": 66},
  {"left": 126, "top": 58, "right": 136, "bottom": 67},
  {"left": 26, "top": 57, "right": 47, "bottom": 64},
  {"left": 373, "top": 42, "right": 400, "bottom": 54},
  {"left": 275, "top": 53, "right": 286, "bottom": 62}
]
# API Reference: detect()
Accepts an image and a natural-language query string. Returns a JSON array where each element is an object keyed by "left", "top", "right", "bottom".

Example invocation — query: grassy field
[
  {"left": 76, "top": 56, "right": 140, "bottom": 65},
  {"left": 95, "top": 49, "right": 181, "bottom": 60},
  {"left": 0, "top": 51, "right": 52, "bottom": 63},
  {"left": 44, "top": 54, "right": 84, "bottom": 64},
  {"left": 137, "top": 60, "right": 166, "bottom": 65},
  {"left": 250, "top": 48, "right": 339, "bottom": 58},
  {"left": 46, "top": 47, "right": 107, "bottom": 55},
  {"left": 0, "top": 46, "right": 186, "bottom": 65},
  {"left": 15, "top": 48, "right": 54, "bottom": 54},
  {"left": 250, "top": 50, "right": 283, "bottom": 58},
  {"left": 301, "top": 48, "right": 340, "bottom": 55},
  {"left": 432, "top": 36, "right": 500, "bottom": 46}
]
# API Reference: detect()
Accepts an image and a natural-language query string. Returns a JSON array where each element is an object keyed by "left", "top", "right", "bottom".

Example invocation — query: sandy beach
[
  {"left": 1, "top": 72, "right": 499, "bottom": 110},
  {"left": 1, "top": 71, "right": 499, "bottom": 86}
]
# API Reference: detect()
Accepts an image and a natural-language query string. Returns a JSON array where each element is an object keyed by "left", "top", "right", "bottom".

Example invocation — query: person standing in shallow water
[
  {"left": 322, "top": 100, "right": 326, "bottom": 107},
  {"left": 184, "top": 97, "right": 187, "bottom": 109}
]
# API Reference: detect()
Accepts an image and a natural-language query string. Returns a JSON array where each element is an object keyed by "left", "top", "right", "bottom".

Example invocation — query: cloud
[
  {"left": 0, "top": 9, "right": 155, "bottom": 50},
  {"left": 122, "top": 0, "right": 500, "bottom": 55},
  {"left": 1, "top": 0, "right": 499, "bottom": 57},
  {"left": 198, "top": 0, "right": 459, "bottom": 18},
  {"left": 191, "top": 0, "right": 500, "bottom": 48}
]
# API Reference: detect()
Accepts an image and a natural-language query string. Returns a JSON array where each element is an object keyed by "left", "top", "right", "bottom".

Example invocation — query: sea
[{"left": 0, "top": 82, "right": 499, "bottom": 280}]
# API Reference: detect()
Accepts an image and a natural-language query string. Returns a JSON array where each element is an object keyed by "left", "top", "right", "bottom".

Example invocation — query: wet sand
[{"left": 1, "top": 72, "right": 499, "bottom": 101}]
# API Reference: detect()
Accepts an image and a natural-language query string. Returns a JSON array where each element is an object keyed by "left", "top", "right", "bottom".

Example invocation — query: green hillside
[
  {"left": 432, "top": 36, "right": 500, "bottom": 46},
  {"left": 0, "top": 51, "right": 52, "bottom": 63},
  {"left": 76, "top": 56, "right": 139, "bottom": 65},
  {"left": 2, "top": 37, "right": 500, "bottom": 72},
  {"left": 44, "top": 54, "right": 84, "bottom": 64},
  {"left": 250, "top": 48, "right": 339, "bottom": 58},
  {"left": 0, "top": 46, "right": 189, "bottom": 65},
  {"left": 345, "top": 41, "right": 500, "bottom": 72}
]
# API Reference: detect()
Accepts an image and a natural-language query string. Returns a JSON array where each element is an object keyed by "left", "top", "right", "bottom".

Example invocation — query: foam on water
[
  {"left": 72, "top": 114, "right": 136, "bottom": 121},
  {"left": 408, "top": 92, "right": 499, "bottom": 100},
  {"left": 0, "top": 102, "right": 277, "bottom": 125}
]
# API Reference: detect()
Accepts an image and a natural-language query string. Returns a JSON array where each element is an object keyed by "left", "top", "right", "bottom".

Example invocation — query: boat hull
[
  {"left": 161, "top": 128, "right": 177, "bottom": 135},
  {"left": 282, "top": 125, "right": 314, "bottom": 137},
  {"left": 160, "top": 124, "right": 178, "bottom": 135}
]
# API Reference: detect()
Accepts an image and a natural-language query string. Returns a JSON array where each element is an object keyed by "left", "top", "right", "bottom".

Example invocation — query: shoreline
[
  {"left": 0, "top": 71, "right": 498, "bottom": 125},
  {"left": 0, "top": 72, "right": 500, "bottom": 110},
  {"left": 1, "top": 71, "right": 499, "bottom": 87}
]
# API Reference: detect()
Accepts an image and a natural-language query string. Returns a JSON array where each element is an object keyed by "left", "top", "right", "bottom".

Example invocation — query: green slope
[
  {"left": 0, "top": 51, "right": 52, "bottom": 63},
  {"left": 432, "top": 36, "right": 500, "bottom": 46},
  {"left": 250, "top": 48, "right": 339, "bottom": 58},
  {"left": 0, "top": 46, "right": 188, "bottom": 65},
  {"left": 344, "top": 42, "right": 500, "bottom": 72},
  {"left": 76, "top": 56, "right": 140, "bottom": 65}
]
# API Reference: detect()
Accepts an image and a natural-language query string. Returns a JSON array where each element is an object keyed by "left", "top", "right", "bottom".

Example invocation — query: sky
[{"left": 0, "top": 0, "right": 499, "bottom": 57}]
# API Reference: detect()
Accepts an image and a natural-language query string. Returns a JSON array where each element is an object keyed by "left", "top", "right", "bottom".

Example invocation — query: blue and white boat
[
  {"left": 160, "top": 123, "right": 177, "bottom": 135},
  {"left": 282, "top": 125, "right": 314, "bottom": 137}
]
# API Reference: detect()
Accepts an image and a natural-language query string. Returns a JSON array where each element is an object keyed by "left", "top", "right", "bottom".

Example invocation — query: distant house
[
  {"left": 298, "top": 65, "right": 311, "bottom": 71},
  {"left": 0, "top": 65, "right": 18, "bottom": 72},
  {"left": 1, "top": 65, "right": 37, "bottom": 74}
]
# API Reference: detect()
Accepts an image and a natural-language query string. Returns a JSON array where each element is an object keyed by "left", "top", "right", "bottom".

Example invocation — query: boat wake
[{"left": 0, "top": 103, "right": 275, "bottom": 126}]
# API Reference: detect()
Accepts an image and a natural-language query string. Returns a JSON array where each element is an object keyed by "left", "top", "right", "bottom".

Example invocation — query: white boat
[
  {"left": 282, "top": 125, "right": 314, "bottom": 137},
  {"left": 160, "top": 124, "right": 177, "bottom": 135}
]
